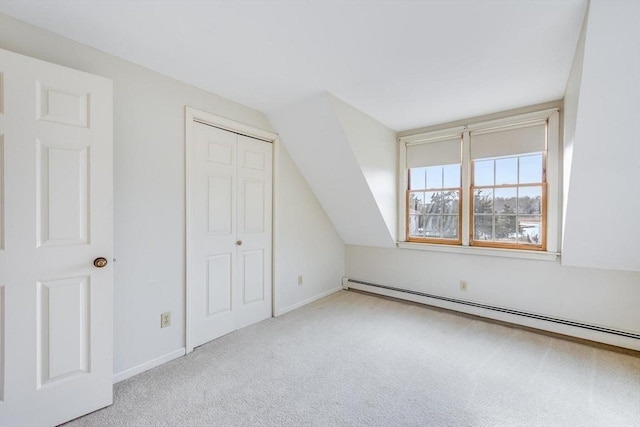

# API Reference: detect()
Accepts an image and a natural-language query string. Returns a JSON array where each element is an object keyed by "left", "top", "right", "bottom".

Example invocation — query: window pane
[
  {"left": 519, "top": 154, "right": 543, "bottom": 184},
  {"left": 423, "top": 215, "right": 441, "bottom": 238},
  {"left": 442, "top": 190, "right": 459, "bottom": 214},
  {"left": 409, "top": 168, "right": 426, "bottom": 190},
  {"left": 426, "top": 166, "right": 443, "bottom": 189},
  {"left": 443, "top": 164, "right": 461, "bottom": 188},
  {"left": 408, "top": 214, "right": 421, "bottom": 237},
  {"left": 517, "top": 186, "right": 542, "bottom": 214},
  {"left": 425, "top": 191, "right": 442, "bottom": 214},
  {"left": 495, "top": 187, "right": 517, "bottom": 214},
  {"left": 518, "top": 215, "right": 542, "bottom": 245},
  {"left": 442, "top": 215, "right": 459, "bottom": 239},
  {"left": 496, "top": 157, "right": 518, "bottom": 185},
  {"left": 419, "top": 215, "right": 429, "bottom": 236},
  {"left": 474, "top": 215, "right": 493, "bottom": 241},
  {"left": 495, "top": 215, "right": 517, "bottom": 241},
  {"left": 409, "top": 192, "right": 425, "bottom": 213},
  {"left": 474, "top": 189, "right": 493, "bottom": 214},
  {"left": 474, "top": 160, "right": 494, "bottom": 186}
]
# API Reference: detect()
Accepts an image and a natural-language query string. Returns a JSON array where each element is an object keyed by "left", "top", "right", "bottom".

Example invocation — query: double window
[{"left": 400, "top": 109, "right": 559, "bottom": 253}]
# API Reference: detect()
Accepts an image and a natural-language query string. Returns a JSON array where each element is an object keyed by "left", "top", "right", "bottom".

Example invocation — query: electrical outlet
[
  {"left": 459, "top": 280, "right": 468, "bottom": 291},
  {"left": 297, "top": 275, "right": 303, "bottom": 286},
  {"left": 160, "top": 311, "right": 171, "bottom": 328}
]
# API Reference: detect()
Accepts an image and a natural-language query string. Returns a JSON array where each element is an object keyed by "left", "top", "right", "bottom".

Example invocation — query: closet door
[
  {"left": 235, "top": 135, "right": 272, "bottom": 329},
  {"left": 189, "top": 122, "right": 272, "bottom": 349}
]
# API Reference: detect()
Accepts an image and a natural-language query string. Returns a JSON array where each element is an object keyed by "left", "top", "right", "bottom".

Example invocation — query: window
[
  {"left": 408, "top": 164, "right": 461, "bottom": 242},
  {"left": 406, "top": 135, "right": 462, "bottom": 243},
  {"left": 399, "top": 108, "right": 560, "bottom": 254}
]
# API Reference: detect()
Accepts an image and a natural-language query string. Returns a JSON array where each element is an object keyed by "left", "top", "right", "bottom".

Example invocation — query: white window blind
[
  {"left": 470, "top": 121, "right": 546, "bottom": 159},
  {"left": 406, "top": 136, "right": 461, "bottom": 168}
]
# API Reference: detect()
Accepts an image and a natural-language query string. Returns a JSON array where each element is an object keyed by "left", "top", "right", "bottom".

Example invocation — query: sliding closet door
[{"left": 189, "top": 121, "right": 272, "bottom": 349}]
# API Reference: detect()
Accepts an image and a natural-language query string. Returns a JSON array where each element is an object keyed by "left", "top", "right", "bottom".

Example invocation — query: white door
[
  {"left": 0, "top": 49, "right": 113, "bottom": 426},
  {"left": 189, "top": 121, "right": 272, "bottom": 348}
]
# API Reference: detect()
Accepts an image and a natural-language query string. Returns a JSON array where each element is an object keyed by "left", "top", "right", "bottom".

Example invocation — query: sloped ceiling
[
  {"left": 269, "top": 93, "right": 397, "bottom": 247},
  {"left": 561, "top": 1, "right": 640, "bottom": 272},
  {"left": 0, "top": 0, "right": 587, "bottom": 131},
  {"left": 2, "top": 1, "right": 605, "bottom": 253}
]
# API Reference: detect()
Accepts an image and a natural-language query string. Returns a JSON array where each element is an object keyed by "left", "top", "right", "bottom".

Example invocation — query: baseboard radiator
[{"left": 344, "top": 278, "right": 640, "bottom": 341}]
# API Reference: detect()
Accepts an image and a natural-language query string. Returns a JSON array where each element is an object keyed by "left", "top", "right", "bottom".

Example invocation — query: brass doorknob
[
  {"left": 236, "top": 240, "right": 243, "bottom": 246},
  {"left": 93, "top": 257, "right": 108, "bottom": 268}
]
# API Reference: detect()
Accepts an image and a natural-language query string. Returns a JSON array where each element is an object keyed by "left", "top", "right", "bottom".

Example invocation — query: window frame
[
  {"left": 470, "top": 155, "right": 547, "bottom": 251},
  {"left": 398, "top": 108, "right": 560, "bottom": 256},
  {"left": 405, "top": 139, "right": 463, "bottom": 245}
]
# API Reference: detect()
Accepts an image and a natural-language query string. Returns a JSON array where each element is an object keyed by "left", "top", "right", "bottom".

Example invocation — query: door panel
[
  {"left": 0, "top": 49, "right": 113, "bottom": 427},
  {"left": 207, "top": 139, "right": 233, "bottom": 165},
  {"left": 235, "top": 135, "right": 272, "bottom": 330},
  {"left": 37, "top": 142, "right": 89, "bottom": 246},
  {"left": 36, "top": 82, "right": 89, "bottom": 128},
  {"left": 241, "top": 149, "right": 265, "bottom": 170},
  {"left": 208, "top": 176, "right": 233, "bottom": 235},
  {"left": 38, "top": 277, "right": 90, "bottom": 385},
  {"left": 205, "top": 254, "right": 232, "bottom": 316},
  {"left": 241, "top": 179, "right": 265, "bottom": 232},
  {"left": 191, "top": 124, "right": 237, "bottom": 345},
  {"left": 241, "top": 249, "right": 264, "bottom": 305},
  {"left": 190, "top": 122, "right": 272, "bottom": 348}
]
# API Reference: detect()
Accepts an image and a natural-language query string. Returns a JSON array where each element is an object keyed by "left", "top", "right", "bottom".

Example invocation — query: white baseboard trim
[
  {"left": 275, "top": 285, "right": 343, "bottom": 316},
  {"left": 113, "top": 347, "right": 186, "bottom": 384},
  {"left": 344, "top": 277, "right": 640, "bottom": 351}
]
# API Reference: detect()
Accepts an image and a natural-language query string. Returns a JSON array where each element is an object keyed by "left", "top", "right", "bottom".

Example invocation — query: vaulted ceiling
[
  {"left": 12, "top": 0, "right": 635, "bottom": 271},
  {"left": 0, "top": 0, "right": 587, "bottom": 131}
]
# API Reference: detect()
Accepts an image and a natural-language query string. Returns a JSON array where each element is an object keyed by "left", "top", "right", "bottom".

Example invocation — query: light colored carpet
[{"left": 66, "top": 290, "right": 640, "bottom": 427}]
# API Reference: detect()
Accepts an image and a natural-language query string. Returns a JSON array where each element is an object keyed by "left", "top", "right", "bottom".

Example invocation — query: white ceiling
[{"left": 0, "top": 0, "right": 587, "bottom": 131}]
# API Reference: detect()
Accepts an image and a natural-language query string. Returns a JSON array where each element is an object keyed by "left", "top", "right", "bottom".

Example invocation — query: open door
[{"left": 0, "top": 49, "right": 113, "bottom": 426}]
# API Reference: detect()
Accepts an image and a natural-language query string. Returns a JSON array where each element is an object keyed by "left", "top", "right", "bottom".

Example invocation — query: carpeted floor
[{"left": 66, "top": 290, "right": 640, "bottom": 426}]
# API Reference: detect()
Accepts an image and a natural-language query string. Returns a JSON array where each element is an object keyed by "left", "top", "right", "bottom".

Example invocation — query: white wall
[
  {"left": 269, "top": 93, "right": 395, "bottom": 247},
  {"left": 328, "top": 94, "right": 398, "bottom": 241},
  {"left": 346, "top": 245, "right": 640, "bottom": 348},
  {"left": 345, "top": 2, "right": 640, "bottom": 348},
  {"left": 562, "top": 0, "right": 640, "bottom": 271},
  {"left": 274, "top": 147, "right": 345, "bottom": 314},
  {"left": 0, "top": 13, "right": 345, "bottom": 376},
  {"left": 561, "top": 5, "right": 587, "bottom": 246}
]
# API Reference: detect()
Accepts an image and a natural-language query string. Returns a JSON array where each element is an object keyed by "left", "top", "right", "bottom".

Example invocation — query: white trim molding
[
  {"left": 113, "top": 348, "right": 186, "bottom": 384},
  {"left": 274, "top": 286, "right": 343, "bottom": 317},
  {"left": 343, "top": 278, "right": 640, "bottom": 351}
]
